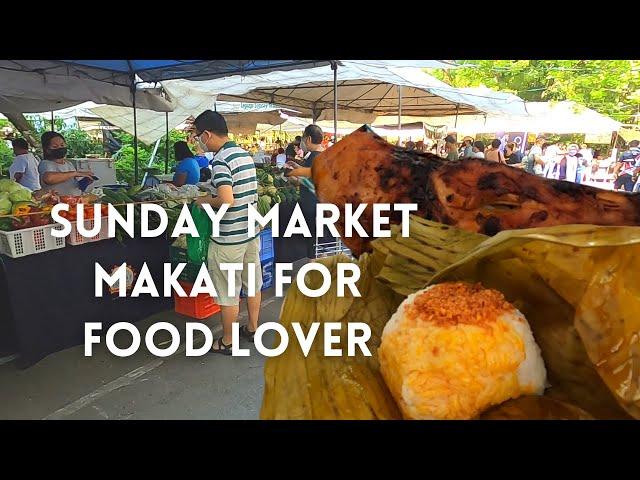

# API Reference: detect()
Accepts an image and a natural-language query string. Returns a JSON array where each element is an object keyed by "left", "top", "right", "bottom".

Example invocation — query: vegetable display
[{"left": 256, "top": 165, "right": 299, "bottom": 216}]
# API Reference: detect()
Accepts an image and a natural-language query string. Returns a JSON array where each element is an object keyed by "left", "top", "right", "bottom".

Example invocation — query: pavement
[{"left": 0, "top": 260, "right": 305, "bottom": 420}]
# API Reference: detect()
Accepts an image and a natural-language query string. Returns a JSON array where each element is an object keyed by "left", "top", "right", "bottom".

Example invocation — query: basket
[
  {"left": 67, "top": 216, "right": 111, "bottom": 246},
  {"left": 0, "top": 224, "right": 66, "bottom": 258},
  {"left": 174, "top": 281, "right": 221, "bottom": 320},
  {"left": 240, "top": 255, "right": 274, "bottom": 297},
  {"left": 259, "top": 228, "right": 274, "bottom": 260}
]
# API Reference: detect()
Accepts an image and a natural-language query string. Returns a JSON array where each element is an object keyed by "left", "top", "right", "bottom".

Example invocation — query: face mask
[
  {"left": 196, "top": 132, "right": 209, "bottom": 152},
  {"left": 48, "top": 147, "right": 67, "bottom": 159},
  {"left": 300, "top": 138, "right": 308, "bottom": 153}
]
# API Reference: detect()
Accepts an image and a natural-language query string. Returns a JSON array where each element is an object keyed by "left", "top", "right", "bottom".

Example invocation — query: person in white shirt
[
  {"left": 9, "top": 138, "right": 41, "bottom": 191},
  {"left": 275, "top": 147, "right": 287, "bottom": 168},
  {"left": 470, "top": 140, "right": 485, "bottom": 159},
  {"left": 579, "top": 143, "right": 593, "bottom": 163}
]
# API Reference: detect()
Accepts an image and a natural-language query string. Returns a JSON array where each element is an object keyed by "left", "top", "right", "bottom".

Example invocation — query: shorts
[
  {"left": 207, "top": 236, "right": 262, "bottom": 307},
  {"left": 614, "top": 173, "right": 634, "bottom": 192}
]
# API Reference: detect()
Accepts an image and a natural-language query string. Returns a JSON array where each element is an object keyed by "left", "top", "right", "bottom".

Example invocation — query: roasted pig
[{"left": 312, "top": 125, "right": 640, "bottom": 256}]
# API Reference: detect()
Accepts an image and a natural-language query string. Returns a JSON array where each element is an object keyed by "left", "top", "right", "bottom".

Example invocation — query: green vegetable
[
  {"left": 9, "top": 188, "right": 32, "bottom": 203},
  {"left": 0, "top": 179, "right": 17, "bottom": 192},
  {"left": 0, "top": 197, "right": 11, "bottom": 215}
]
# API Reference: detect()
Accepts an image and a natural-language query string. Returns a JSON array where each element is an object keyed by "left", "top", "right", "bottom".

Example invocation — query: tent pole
[
  {"left": 332, "top": 61, "right": 338, "bottom": 143},
  {"left": 455, "top": 104, "right": 459, "bottom": 128},
  {"left": 165, "top": 112, "right": 169, "bottom": 174},
  {"left": 132, "top": 83, "right": 139, "bottom": 185},
  {"left": 397, "top": 86, "right": 402, "bottom": 145},
  {"left": 51, "top": 111, "right": 55, "bottom": 131}
]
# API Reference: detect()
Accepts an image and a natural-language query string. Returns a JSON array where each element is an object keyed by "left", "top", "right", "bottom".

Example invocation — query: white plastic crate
[
  {"left": 67, "top": 216, "right": 111, "bottom": 246},
  {"left": 0, "top": 224, "right": 66, "bottom": 258}
]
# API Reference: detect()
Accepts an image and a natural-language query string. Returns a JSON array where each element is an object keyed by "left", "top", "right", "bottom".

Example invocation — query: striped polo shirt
[{"left": 210, "top": 141, "right": 259, "bottom": 245}]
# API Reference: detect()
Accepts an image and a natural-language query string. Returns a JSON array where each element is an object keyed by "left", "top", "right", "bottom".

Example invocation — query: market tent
[
  {"left": 0, "top": 60, "right": 336, "bottom": 114},
  {"left": 190, "top": 61, "right": 528, "bottom": 121},
  {"left": 385, "top": 101, "right": 621, "bottom": 136},
  {"left": 0, "top": 61, "right": 173, "bottom": 113},
  {"left": 90, "top": 81, "right": 297, "bottom": 145},
  {"left": 63, "top": 60, "right": 335, "bottom": 83}
]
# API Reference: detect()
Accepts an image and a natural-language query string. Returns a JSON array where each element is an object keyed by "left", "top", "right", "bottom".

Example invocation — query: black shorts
[{"left": 614, "top": 173, "right": 635, "bottom": 191}]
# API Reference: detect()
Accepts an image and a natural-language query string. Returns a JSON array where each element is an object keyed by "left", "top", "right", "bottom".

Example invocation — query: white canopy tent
[
  {"left": 384, "top": 101, "right": 621, "bottom": 136},
  {"left": 199, "top": 61, "right": 528, "bottom": 122}
]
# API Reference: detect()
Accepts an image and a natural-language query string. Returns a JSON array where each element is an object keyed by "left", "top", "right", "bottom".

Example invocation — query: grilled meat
[{"left": 312, "top": 125, "right": 640, "bottom": 256}]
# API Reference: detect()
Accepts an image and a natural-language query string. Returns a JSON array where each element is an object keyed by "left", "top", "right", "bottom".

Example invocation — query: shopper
[
  {"left": 9, "top": 138, "right": 41, "bottom": 191},
  {"left": 284, "top": 124, "right": 332, "bottom": 258},
  {"left": 485, "top": 139, "right": 506, "bottom": 163},
  {"left": 275, "top": 147, "right": 287, "bottom": 167},
  {"left": 504, "top": 142, "right": 524, "bottom": 166},
  {"left": 285, "top": 136, "right": 301, "bottom": 161},
  {"left": 613, "top": 139, "right": 640, "bottom": 192},
  {"left": 526, "top": 136, "right": 546, "bottom": 175},
  {"left": 470, "top": 140, "right": 485, "bottom": 159},
  {"left": 192, "top": 110, "right": 262, "bottom": 355},
  {"left": 172, "top": 141, "right": 201, "bottom": 186},
  {"left": 444, "top": 135, "right": 459, "bottom": 161},
  {"left": 460, "top": 137, "right": 474, "bottom": 158}
]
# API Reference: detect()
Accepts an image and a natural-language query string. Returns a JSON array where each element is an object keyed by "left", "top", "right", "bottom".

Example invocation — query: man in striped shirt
[{"left": 193, "top": 110, "right": 262, "bottom": 355}]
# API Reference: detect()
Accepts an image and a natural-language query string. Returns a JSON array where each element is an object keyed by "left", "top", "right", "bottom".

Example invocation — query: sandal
[
  {"left": 239, "top": 325, "right": 256, "bottom": 342},
  {"left": 211, "top": 337, "right": 232, "bottom": 356}
]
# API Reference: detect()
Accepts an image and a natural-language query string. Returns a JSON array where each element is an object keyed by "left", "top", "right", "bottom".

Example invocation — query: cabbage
[
  {"left": 5, "top": 182, "right": 24, "bottom": 194},
  {"left": 0, "top": 197, "right": 11, "bottom": 215},
  {"left": 9, "top": 188, "right": 32, "bottom": 203},
  {"left": 0, "top": 178, "right": 18, "bottom": 192}
]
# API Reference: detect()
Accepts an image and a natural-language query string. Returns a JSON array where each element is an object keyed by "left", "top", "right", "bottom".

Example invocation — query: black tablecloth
[
  {"left": 0, "top": 237, "right": 173, "bottom": 369},
  {"left": 274, "top": 201, "right": 312, "bottom": 264}
]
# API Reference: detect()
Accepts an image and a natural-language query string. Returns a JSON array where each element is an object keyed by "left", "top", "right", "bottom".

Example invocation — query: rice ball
[{"left": 379, "top": 282, "right": 547, "bottom": 420}]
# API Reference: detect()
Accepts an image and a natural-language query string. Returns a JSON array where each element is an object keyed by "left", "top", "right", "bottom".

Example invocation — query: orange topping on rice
[{"left": 405, "top": 282, "right": 515, "bottom": 328}]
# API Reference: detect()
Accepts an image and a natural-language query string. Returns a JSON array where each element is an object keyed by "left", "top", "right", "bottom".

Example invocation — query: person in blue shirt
[{"left": 173, "top": 141, "right": 201, "bottom": 186}]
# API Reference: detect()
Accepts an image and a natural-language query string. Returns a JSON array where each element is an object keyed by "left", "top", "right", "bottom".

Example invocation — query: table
[{"left": 0, "top": 237, "right": 173, "bottom": 369}]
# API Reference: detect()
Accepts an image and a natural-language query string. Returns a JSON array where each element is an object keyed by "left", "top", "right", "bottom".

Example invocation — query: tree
[{"left": 430, "top": 60, "right": 640, "bottom": 124}]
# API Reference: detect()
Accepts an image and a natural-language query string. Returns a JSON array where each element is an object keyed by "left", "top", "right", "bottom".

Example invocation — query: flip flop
[{"left": 211, "top": 337, "right": 232, "bottom": 356}]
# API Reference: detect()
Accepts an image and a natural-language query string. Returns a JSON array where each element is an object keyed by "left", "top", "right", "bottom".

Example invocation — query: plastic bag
[{"left": 186, "top": 203, "right": 212, "bottom": 264}]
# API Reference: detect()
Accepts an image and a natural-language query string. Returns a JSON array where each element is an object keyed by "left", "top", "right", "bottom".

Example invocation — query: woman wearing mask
[{"left": 38, "top": 131, "right": 94, "bottom": 196}]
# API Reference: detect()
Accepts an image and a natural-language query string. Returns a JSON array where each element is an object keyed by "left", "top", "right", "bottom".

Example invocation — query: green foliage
[
  {"left": 0, "top": 140, "right": 13, "bottom": 176},
  {"left": 111, "top": 130, "right": 188, "bottom": 185},
  {"left": 431, "top": 60, "right": 640, "bottom": 124}
]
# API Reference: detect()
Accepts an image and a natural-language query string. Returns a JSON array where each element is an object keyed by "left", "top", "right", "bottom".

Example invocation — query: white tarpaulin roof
[
  {"left": 91, "top": 79, "right": 297, "bottom": 144},
  {"left": 192, "top": 60, "right": 528, "bottom": 121},
  {"left": 391, "top": 100, "right": 621, "bottom": 136}
]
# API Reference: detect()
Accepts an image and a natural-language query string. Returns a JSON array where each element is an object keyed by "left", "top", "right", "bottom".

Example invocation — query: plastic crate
[
  {"left": 169, "top": 246, "right": 205, "bottom": 283},
  {"left": 174, "top": 281, "right": 221, "bottom": 320},
  {"left": 259, "top": 228, "right": 274, "bottom": 260},
  {"left": 67, "top": 216, "right": 111, "bottom": 246},
  {"left": 0, "top": 224, "right": 66, "bottom": 258},
  {"left": 240, "top": 255, "right": 274, "bottom": 297}
]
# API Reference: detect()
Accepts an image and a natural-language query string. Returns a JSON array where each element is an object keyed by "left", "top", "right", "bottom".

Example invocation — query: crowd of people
[{"left": 397, "top": 133, "right": 636, "bottom": 189}]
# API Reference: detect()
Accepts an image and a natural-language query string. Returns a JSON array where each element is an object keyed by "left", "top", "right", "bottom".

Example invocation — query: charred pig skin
[{"left": 312, "top": 125, "right": 640, "bottom": 256}]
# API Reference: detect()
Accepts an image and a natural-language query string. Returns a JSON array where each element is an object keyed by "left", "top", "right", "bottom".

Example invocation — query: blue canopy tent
[{"left": 1, "top": 60, "right": 333, "bottom": 182}]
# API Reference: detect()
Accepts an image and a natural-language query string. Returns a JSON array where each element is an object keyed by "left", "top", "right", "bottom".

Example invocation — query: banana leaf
[{"left": 261, "top": 218, "right": 640, "bottom": 419}]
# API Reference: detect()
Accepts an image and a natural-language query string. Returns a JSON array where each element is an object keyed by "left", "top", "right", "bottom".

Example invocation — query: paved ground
[{"left": 0, "top": 261, "right": 303, "bottom": 420}]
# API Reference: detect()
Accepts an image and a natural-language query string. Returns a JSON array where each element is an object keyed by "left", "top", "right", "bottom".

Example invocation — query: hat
[{"left": 444, "top": 135, "right": 456, "bottom": 144}]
